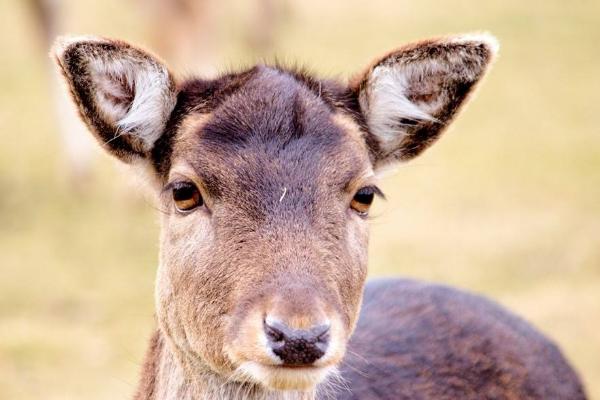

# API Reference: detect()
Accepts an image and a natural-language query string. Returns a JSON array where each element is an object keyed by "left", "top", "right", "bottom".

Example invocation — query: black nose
[{"left": 264, "top": 320, "right": 330, "bottom": 366}]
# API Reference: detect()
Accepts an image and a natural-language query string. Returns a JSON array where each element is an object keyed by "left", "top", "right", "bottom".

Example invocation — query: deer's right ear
[{"left": 52, "top": 36, "right": 177, "bottom": 163}]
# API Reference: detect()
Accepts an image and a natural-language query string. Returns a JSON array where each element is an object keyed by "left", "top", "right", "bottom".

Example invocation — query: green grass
[{"left": 1, "top": 0, "right": 599, "bottom": 398}]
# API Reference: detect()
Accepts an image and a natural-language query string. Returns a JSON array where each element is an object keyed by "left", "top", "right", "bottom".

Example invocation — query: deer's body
[
  {"left": 341, "top": 279, "right": 584, "bottom": 399},
  {"left": 53, "top": 33, "right": 587, "bottom": 399}
]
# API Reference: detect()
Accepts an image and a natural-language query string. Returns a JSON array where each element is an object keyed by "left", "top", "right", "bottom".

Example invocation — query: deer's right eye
[{"left": 172, "top": 182, "right": 203, "bottom": 212}]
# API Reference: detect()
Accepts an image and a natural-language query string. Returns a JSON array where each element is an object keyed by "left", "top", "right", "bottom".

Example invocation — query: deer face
[
  {"left": 155, "top": 68, "right": 375, "bottom": 389},
  {"left": 53, "top": 34, "right": 496, "bottom": 391}
]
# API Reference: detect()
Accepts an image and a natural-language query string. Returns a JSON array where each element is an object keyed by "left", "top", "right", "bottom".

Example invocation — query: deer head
[{"left": 53, "top": 33, "right": 497, "bottom": 393}]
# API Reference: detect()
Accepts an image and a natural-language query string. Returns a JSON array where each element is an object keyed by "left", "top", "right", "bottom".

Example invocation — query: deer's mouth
[{"left": 236, "top": 361, "right": 335, "bottom": 391}]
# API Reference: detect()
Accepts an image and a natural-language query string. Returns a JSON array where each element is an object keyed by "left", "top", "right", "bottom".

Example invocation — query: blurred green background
[{"left": 1, "top": 0, "right": 599, "bottom": 399}]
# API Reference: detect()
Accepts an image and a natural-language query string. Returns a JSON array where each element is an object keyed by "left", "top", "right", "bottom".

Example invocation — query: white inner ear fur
[
  {"left": 360, "top": 63, "right": 439, "bottom": 147},
  {"left": 360, "top": 34, "right": 498, "bottom": 152},
  {"left": 89, "top": 56, "right": 176, "bottom": 150}
]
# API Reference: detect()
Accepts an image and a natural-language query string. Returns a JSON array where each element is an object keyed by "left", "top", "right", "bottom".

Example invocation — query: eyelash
[{"left": 350, "top": 185, "right": 383, "bottom": 216}]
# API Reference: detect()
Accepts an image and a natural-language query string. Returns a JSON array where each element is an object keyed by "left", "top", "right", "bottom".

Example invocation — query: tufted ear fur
[
  {"left": 352, "top": 33, "right": 498, "bottom": 166},
  {"left": 52, "top": 36, "right": 177, "bottom": 163}
]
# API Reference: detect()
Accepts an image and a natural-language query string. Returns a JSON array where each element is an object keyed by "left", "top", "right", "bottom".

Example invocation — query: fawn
[{"left": 53, "top": 33, "right": 586, "bottom": 399}]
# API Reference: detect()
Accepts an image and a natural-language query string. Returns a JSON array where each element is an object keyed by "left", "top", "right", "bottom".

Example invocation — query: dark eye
[
  {"left": 351, "top": 186, "right": 376, "bottom": 216},
  {"left": 172, "top": 182, "right": 203, "bottom": 212}
]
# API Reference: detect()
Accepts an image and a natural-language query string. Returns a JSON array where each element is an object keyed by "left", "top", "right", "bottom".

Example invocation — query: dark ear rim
[
  {"left": 350, "top": 33, "right": 499, "bottom": 91},
  {"left": 350, "top": 32, "right": 499, "bottom": 165},
  {"left": 51, "top": 36, "right": 178, "bottom": 164}
]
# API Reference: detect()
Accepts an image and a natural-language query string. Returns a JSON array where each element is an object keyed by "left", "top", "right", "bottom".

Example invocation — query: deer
[{"left": 52, "top": 33, "right": 587, "bottom": 399}]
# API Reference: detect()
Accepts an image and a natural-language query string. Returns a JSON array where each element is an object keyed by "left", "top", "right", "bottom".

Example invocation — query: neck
[{"left": 134, "top": 330, "right": 317, "bottom": 400}]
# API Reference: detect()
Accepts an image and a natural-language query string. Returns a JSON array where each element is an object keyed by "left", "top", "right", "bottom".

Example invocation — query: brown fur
[
  {"left": 340, "top": 280, "right": 586, "bottom": 399},
  {"left": 52, "top": 34, "right": 587, "bottom": 399}
]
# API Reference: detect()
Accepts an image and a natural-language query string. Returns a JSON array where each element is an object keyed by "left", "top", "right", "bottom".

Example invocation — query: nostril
[
  {"left": 264, "top": 319, "right": 330, "bottom": 366},
  {"left": 314, "top": 324, "right": 330, "bottom": 343},
  {"left": 264, "top": 321, "right": 285, "bottom": 343}
]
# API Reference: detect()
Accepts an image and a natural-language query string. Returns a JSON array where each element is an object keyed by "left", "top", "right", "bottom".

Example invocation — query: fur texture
[
  {"left": 52, "top": 36, "right": 177, "bottom": 161},
  {"left": 52, "top": 33, "right": 587, "bottom": 400},
  {"left": 352, "top": 32, "right": 498, "bottom": 164}
]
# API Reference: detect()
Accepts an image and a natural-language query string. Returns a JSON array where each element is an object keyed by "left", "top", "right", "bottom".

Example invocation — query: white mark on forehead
[{"left": 279, "top": 187, "right": 288, "bottom": 203}]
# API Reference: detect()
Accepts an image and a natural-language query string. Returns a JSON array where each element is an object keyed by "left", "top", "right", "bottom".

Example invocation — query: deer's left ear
[
  {"left": 52, "top": 36, "right": 177, "bottom": 163},
  {"left": 352, "top": 33, "right": 498, "bottom": 166}
]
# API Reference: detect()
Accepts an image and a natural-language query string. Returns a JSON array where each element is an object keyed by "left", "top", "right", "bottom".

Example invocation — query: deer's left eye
[
  {"left": 350, "top": 186, "right": 377, "bottom": 216},
  {"left": 172, "top": 182, "right": 203, "bottom": 212}
]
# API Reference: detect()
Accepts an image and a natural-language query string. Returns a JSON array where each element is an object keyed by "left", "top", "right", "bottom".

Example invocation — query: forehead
[{"left": 169, "top": 67, "right": 372, "bottom": 202}]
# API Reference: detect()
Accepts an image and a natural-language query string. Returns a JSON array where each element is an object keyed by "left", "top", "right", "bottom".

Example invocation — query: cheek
[
  {"left": 157, "top": 214, "right": 214, "bottom": 311},
  {"left": 160, "top": 211, "right": 214, "bottom": 264},
  {"left": 156, "top": 213, "right": 211, "bottom": 325},
  {"left": 347, "top": 217, "right": 370, "bottom": 269},
  {"left": 338, "top": 218, "right": 369, "bottom": 330},
  {"left": 155, "top": 213, "right": 235, "bottom": 372}
]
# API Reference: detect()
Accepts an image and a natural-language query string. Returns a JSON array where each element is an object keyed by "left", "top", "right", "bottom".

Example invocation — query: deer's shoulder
[{"left": 339, "top": 278, "right": 585, "bottom": 400}]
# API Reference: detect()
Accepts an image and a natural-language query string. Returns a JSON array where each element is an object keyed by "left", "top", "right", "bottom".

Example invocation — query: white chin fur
[{"left": 236, "top": 362, "right": 333, "bottom": 391}]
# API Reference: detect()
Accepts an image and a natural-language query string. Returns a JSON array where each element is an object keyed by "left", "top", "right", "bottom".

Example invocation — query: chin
[{"left": 237, "top": 361, "right": 335, "bottom": 391}]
